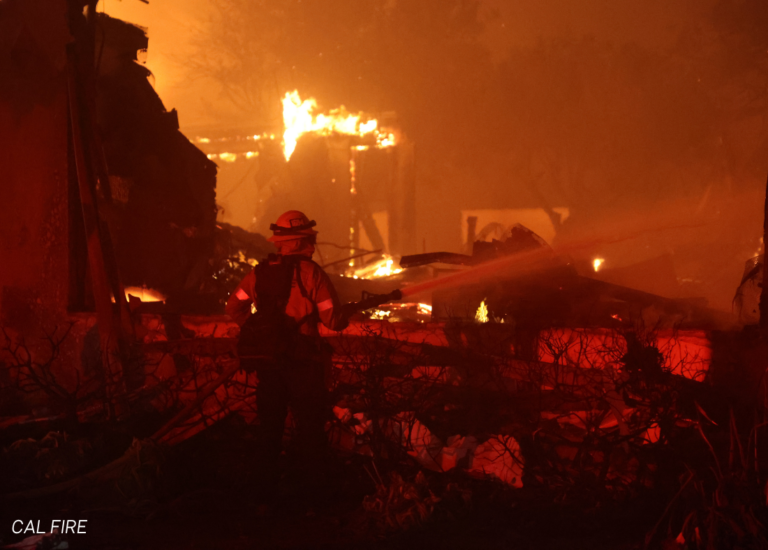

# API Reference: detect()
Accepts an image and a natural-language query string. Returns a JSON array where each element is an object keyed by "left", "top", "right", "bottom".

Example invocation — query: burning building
[{"left": 196, "top": 91, "right": 417, "bottom": 269}]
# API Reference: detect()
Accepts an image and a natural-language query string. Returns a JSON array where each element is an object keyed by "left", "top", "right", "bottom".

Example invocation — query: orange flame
[
  {"left": 123, "top": 286, "right": 166, "bottom": 303},
  {"left": 347, "top": 254, "right": 403, "bottom": 279},
  {"left": 593, "top": 258, "right": 604, "bottom": 272},
  {"left": 281, "top": 90, "right": 395, "bottom": 160}
]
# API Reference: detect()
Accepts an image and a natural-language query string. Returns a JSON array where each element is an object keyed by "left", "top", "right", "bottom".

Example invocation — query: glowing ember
[
  {"left": 593, "top": 258, "right": 604, "bottom": 272},
  {"left": 475, "top": 299, "right": 489, "bottom": 323},
  {"left": 206, "top": 152, "right": 259, "bottom": 162},
  {"left": 369, "top": 309, "right": 392, "bottom": 320},
  {"left": 417, "top": 303, "right": 432, "bottom": 315},
  {"left": 124, "top": 286, "right": 166, "bottom": 303},
  {"left": 377, "top": 133, "right": 395, "bottom": 147},
  {"left": 237, "top": 251, "right": 258, "bottom": 266},
  {"left": 385, "top": 302, "right": 432, "bottom": 314},
  {"left": 281, "top": 90, "right": 395, "bottom": 161},
  {"left": 362, "top": 302, "right": 433, "bottom": 323}
]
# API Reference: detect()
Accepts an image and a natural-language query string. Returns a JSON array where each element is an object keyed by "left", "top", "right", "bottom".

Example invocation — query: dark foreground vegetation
[
  {"left": 0, "top": 417, "right": 659, "bottom": 550},
  {"left": 2, "top": 322, "right": 768, "bottom": 549}
]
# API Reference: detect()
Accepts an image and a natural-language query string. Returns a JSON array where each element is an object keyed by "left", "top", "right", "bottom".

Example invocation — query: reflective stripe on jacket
[{"left": 225, "top": 254, "right": 348, "bottom": 335}]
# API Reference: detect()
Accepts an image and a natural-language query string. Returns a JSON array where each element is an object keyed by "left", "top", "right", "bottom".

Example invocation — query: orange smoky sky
[
  {"left": 100, "top": 0, "right": 713, "bottom": 132},
  {"left": 98, "top": 0, "right": 763, "bottom": 313}
]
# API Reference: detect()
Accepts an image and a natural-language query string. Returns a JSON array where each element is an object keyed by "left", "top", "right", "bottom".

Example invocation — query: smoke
[{"left": 100, "top": 0, "right": 768, "bottom": 311}]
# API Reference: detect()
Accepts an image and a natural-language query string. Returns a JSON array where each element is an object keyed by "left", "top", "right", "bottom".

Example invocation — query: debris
[
  {"left": 734, "top": 255, "right": 762, "bottom": 325},
  {"left": 467, "top": 435, "right": 524, "bottom": 488},
  {"left": 2, "top": 432, "right": 92, "bottom": 490},
  {"left": 440, "top": 435, "right": 478, "bottom": 471},
  {"left": 362, "top": 470, "right": 441, "bottom": 532}
]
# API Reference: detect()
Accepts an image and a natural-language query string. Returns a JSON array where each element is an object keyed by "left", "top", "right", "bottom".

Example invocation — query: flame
[
  {"left": 475, "top": 299, "right": 489, "bottom": 323},
  {"left": 417, "top": 303, "right": 432, "bottom": 315},
  {"left": 370, "top": 309, "right": 392, "bottom": 320},
  {"left": 123, "top": 286, "right": 166, "bottom": 303},
  {"left": 373, "top": 258, "right": 402, "bottom": 277},
  {"left": 377, "top": 133, "right": 395, "bottom": 147},
  {"left": 348, "top": 255, "right": 403, "bottom": 279},
  {"left": 193, "top": 92, "right": 395, "bottom": 162},
  {"left": 593, "top": 258, "right": 604, "bottom": 272},
  {"left": 281, "top": 90, "right": 395, "bottom": 161},
  {"left": 206, "top": 152, "right": 259, "bottom": 162}
]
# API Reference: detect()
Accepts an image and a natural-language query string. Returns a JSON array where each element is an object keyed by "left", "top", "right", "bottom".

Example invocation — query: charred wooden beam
[
  {"left": 66, "top": 45, "right": 127, "bottom": 417},
  {"left": 761, "top": 171, "right": 768, "bottom": 338}
]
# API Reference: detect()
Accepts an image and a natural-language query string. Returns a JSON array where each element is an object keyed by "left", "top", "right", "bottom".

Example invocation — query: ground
[{"left": 1, "top": 417, "right": 664, "bottom": 550}]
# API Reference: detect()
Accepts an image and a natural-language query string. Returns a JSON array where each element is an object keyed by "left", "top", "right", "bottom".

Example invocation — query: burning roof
[{"left": 281, "top": 90, "right": 396, "bottom": 161}]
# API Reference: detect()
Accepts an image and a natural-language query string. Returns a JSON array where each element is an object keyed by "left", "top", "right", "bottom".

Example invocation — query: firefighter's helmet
[{"left": 267, "top": 210, "right": 319, "bottom": 242}]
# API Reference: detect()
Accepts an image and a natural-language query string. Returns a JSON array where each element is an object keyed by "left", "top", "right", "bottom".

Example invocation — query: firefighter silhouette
[{"left": 226, "top": 210, "right": 349, "bottom": 509}]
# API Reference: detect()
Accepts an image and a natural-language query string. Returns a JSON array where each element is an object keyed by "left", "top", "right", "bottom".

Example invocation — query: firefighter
[{"left": 225, "top": 210, "right": 349, "bottom": 510}]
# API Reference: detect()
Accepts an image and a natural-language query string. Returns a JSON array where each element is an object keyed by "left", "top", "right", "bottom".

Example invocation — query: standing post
[
  {"left": 66, "top": 45, "right": 126, "bottom": 418},
  {"left": 761, "top": 173, "right": 768, "bottom": 338}
]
